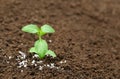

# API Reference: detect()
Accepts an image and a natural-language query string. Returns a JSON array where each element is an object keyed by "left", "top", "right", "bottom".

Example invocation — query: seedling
[{"left": 22, "top": 24, "right": 56, "bottom": 59}]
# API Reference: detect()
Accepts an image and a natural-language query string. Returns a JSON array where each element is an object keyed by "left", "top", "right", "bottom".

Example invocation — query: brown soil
[{"left": 0, "top": 0, "right": 120, "bottom": 79}]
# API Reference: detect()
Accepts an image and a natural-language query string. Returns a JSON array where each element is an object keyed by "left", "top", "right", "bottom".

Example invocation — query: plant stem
[
  {"left": 39, "top": 35, "right": 42, "bottom": 41},
  {"left": 37, "top": 32, "right": 42, "bottom": 41}
]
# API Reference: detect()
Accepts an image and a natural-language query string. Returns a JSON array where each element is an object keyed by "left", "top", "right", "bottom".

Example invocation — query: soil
[{"left": 0, "top": 0, "right": 120, "bottom": 79}]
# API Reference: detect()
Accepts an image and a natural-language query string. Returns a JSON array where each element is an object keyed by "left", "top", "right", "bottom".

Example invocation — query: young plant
[{"left": 22, "top": 24, "right": 56, "bottom": 59}]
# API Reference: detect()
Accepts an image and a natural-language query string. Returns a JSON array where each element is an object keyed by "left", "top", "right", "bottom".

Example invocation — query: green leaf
[
  {"left": 46, "top": 50, "right": 56, "bottom": 58},
  {"left": 29, "top": 47, "right": 36, "bottom": 53},
  {"left": 41, "top": 24, "right": 55, "bottom": 33},
  {"left": 22, "top": 24, "right": 40, "bottom": 33},
  {"left": 34, "top": 39, "right": 48, "bottom": 58}
]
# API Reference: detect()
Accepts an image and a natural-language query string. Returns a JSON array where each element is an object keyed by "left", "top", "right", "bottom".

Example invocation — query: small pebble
[
  {"left": 6, "top": 61, "right": 10, "bottom": 63},
  {"left": 47, "top": 64, "right": 50, "bottom": 67},
  {"left": 48, "top": 40, "right": 52, "bottom": 43},
  {"left": 44, "top": 64, "right": 46, "bottom": 67},
  {"left": 35, "top": 64, "right": 37, "bottom": 66},
  {"left": 31, "top": 60, "right": 35, "bottom": 64},
  {"left": 50, "top": 63, "right": 55, "bottom": 68},
  {"left": 39, "top": 66, "right": 43, "bottom": 70},
  {"left": 60, "top": 60, "right": 66, "bottom": 64},
  {"left": 36, "top": 61, "right": 43, "bottom": 64},
  {"left": 18, "top": 66, "right": 22, "bottom": 68},
  {"left": 19, "top": 51, "right": 26, "bottom": 59},
  {"left": 21, "top": 70, "right": 23, "bottom": 72},
  {"left": 24, "top": 64, "right": 27, "bottom": 67},
  {"left": 64, "top": 60, "right": 66, "bottom": 63},
  {"left": 9, "top": 56, "right": 12, "bottom": 59},
  {"left": 56, "top": 67, "right": 59, "bottom": 69},
  {"left": 18, "top": 60, "right": 27, "bottom": 68},
  {"left": 33, "top": 54, "right": 39, "bottom": 58},
  {"left": 60, "top": 61, "right": 63, "bottom": 64}
]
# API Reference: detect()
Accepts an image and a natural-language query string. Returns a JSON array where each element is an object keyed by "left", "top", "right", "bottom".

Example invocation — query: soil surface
[{"left": 0, "top": 0, "right": 120, "bottom": 79}]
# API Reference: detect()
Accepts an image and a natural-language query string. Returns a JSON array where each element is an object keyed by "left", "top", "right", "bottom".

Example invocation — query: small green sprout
[{"left": 22, "top": 24, "right": 56, "bottom": 59}]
